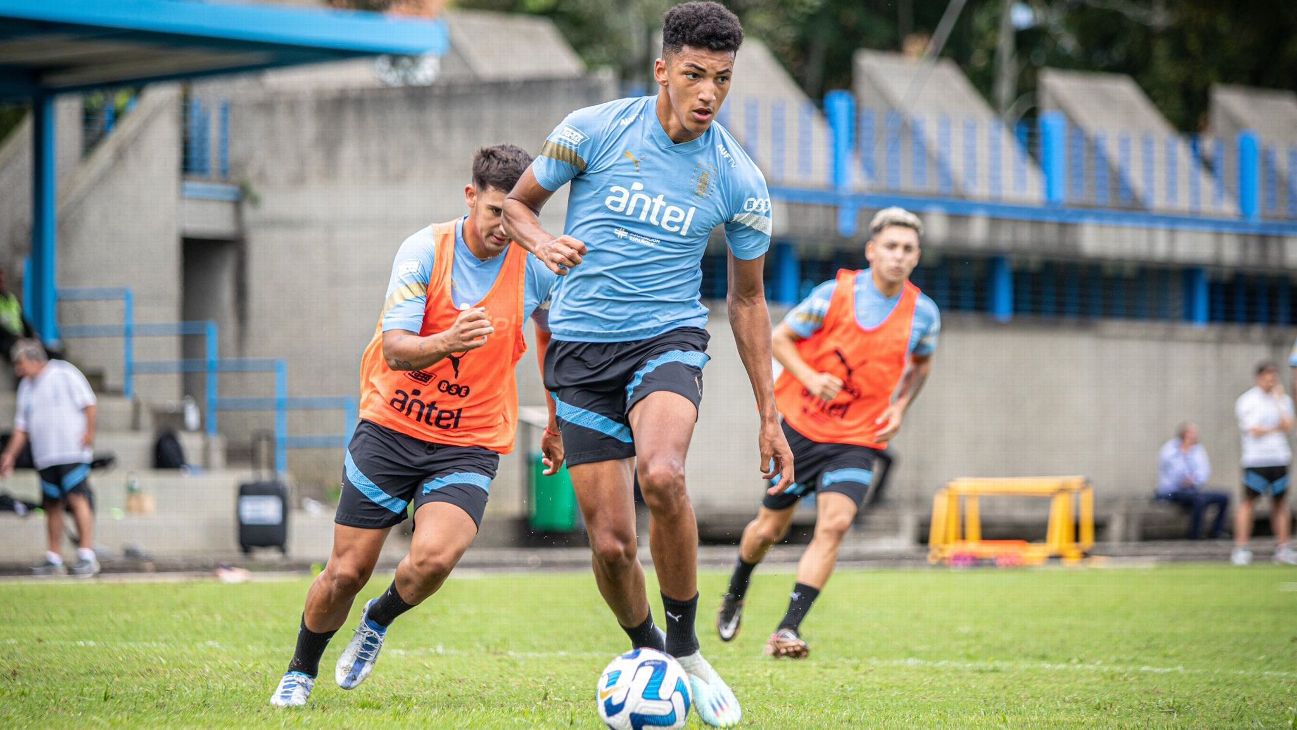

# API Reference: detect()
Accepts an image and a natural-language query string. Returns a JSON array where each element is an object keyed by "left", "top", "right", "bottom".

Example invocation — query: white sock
[
  {"left": 77, "top": 547, "right": 95, "bottom": 561},
  {"left": 47, "top": 551, "right": 63, "bottom": 565}
]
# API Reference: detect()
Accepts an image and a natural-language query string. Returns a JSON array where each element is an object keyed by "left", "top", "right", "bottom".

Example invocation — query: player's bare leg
[
  {"left": 337, "top": 502, "right": 478, "bottom": 690},
  {"left": 767, "top": 492, "right": 857, "bottom": 660},
  {"left": 1233, "top": 495, "right": 1256, "bottom": 565},
  {"left": 718, "top": 506, "right": 795, "bottom": 641},
  {"left": 630, "top": 390, "right": 740, "bottom": 727},
  {"left": 1272, "top": 495, "right": 1296, "bottom": 564},
  {"left": 571, "top": 458, "right": 655, "bottom": 635},
  {"left": 271, "top": 524, "right": 387, "bottom": 707}
]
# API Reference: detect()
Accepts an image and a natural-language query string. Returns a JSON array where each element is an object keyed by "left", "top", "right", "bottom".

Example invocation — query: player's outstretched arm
[
  {"left": 503, "top": 168, "right": 586, "bottom": 275},
  {"left": 382, "top": 307, "right": 494, "bottom": 372},
  {"left": 727, "top": 253, "right": 794, "bottom": 488}
]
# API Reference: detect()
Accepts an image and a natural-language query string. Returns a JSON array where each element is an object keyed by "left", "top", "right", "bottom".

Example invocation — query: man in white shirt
[
  {"left": 0, "top": 339, "right": 99, "bottom": 576},
  {"left": 1156, "top": 422, "right": 1229, "bottom": 539},
  {"left": 1233, "top": 362, "right": 1296, "bottom": 566}
]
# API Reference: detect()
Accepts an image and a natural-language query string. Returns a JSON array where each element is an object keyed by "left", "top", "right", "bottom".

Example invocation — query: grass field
[{"left": 2, "top": 564, "right": 1295, "bottom": 728}]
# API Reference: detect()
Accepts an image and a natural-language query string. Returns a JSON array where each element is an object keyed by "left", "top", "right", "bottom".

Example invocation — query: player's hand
[
  {"left": 760, "top": 419, "right": 795, "bottom": 493},
  {"left": 443, "top": 307, "right": 494, "bottom": 352},
  {"left": 536, "top": 235, "right": 586, "bottom": 275},
  {"left": 541, "top": 426, "right": 565, "bottom": 476},
  {"left": 804, "top": 371, "right": 844, "bottom": 401},
  {"left": 874, "top": 404, "right": 904, "bottom": 443}
]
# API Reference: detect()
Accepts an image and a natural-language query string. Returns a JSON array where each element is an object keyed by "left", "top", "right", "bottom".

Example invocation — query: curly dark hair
[
  {"left": 472, "top": 144, "right": 533, "bottom": 192},
  {"left": 661, "top": 1, "right": 743, "bottom": 57}
]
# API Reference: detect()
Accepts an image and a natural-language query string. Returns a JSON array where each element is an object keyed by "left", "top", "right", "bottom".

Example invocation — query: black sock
[
  {"left": 621, "top": 610, "right": 666, "bottom": 651},
  {"left": 777, "top": 582, "right": 821, "bottom": 632},
  {"left": 727, "top": 557, "right": 758, "bottom": 600},
  {"left": 367, "top": 580, "right": 416, "bottom": 627},
  {"left": 662, "top": 593, "right": 700, "bottom": 657},
  {"left": 287, "top": 615, "right": 337, "bottom": 677}
]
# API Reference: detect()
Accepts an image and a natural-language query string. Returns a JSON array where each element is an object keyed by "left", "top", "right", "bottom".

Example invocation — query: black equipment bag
[{"left": 236, "top": 431, "right": 289, "bottom": 554}]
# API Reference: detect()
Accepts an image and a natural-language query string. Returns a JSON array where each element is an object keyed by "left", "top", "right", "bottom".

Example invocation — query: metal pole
[
  {"left": 122, "top": 289, "right": 134, "bottom": 398},
  {"left": 274, "top": 360, "right": 287, "bottom": 475},
  {"left": 205, "top": 320, "right": 218, "bottom": 436},
  {"left": 31, "top": 93, "right": 59, "bottom": 345}
]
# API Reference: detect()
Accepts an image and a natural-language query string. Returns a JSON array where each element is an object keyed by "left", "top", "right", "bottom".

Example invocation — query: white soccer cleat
[
  {"left": 1231, "top": 547, "right": 1253, "bottom": 566},
  {"left": 335, "top": 599, "right": 388, "bottom": 690},
  {"left": 1274, "top": 545, "right": 1297, "bottom": 565},
  {"left": 270, "top": 670, "right": 315, "bottom": 707},
  {"left": 676, "top": 651, "right": 741, "bottom": 727}
]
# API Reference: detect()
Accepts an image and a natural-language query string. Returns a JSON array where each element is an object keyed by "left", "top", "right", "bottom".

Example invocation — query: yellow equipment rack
[{"left": 928, "top": 475, "right": 1094, "bottom": 566}]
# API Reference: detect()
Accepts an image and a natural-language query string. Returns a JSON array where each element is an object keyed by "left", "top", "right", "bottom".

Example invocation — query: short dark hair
[
  {"left": 472, "top": 144, "right": 533, "bottom": 192},
  {"left": 661, "top": 1, "right": 743, "bottom": 57},
  {"left": 1256, "top": 361, "right": 1278, "bottom": 376}
]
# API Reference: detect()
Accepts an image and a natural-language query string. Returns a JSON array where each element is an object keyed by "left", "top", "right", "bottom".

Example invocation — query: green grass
[{"left": 2, "top": 564, "right": 1295, "bottom": 728}]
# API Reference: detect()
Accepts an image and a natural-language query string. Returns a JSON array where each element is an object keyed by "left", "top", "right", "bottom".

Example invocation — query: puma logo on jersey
[
  {"left": 603, "top": 182, "right": 698, "bottom": 235},
  {"left": 623, "top": 150, "right": 641, "bottom": 172},
  {"left": 447, "top": 352, "right": 464, "bottom": 379}
]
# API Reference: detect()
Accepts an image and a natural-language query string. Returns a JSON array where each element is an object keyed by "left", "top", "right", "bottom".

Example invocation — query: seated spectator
[{"left": 1156, "top": 421, "right": 1229, "bottom": 539}]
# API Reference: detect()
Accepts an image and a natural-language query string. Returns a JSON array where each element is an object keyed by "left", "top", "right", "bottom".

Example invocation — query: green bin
[{"left": 529, "top": 453, "right": 577, "bottom": 532}]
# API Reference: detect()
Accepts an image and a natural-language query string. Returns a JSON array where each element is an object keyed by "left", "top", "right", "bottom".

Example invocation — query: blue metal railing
[
  {"left": 184, "top": 97, "right": 231, "bottom": 180},
  {"left": 723, "top": 94, "right": 1297, "bottom": 236},
  {"left": 56, "top": 287, "right": 357, "bottom": 475}
]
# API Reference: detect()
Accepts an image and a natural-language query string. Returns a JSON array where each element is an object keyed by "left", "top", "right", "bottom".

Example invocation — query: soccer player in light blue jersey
[{"left": 504, "top": 3, "right": 793, "bottom": 726}]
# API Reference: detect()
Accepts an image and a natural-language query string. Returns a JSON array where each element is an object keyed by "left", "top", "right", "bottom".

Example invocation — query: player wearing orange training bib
[
  {"left": 270, "top": 145, "right": 561, "bottom": 708},
  {"left": 717, "top": 207, "right": 940, "bottom": 659}
]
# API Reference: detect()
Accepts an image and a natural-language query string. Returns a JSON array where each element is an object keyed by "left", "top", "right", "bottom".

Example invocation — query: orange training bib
[
  {"left": 357, "top": 220, "right": 527, "bottom": 453},
  {"left": 775, "top": 269, "right": 918, "bottom": 449}
]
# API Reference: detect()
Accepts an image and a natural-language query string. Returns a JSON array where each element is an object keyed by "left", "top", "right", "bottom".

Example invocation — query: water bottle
[
  {"left": 126, "top": 472, "right": 140, "bottom": 495},
  {"left": 182, "top": 396, "right": 201, "bottom": 432}
]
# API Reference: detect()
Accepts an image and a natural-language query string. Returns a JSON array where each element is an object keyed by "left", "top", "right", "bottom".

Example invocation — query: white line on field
[{"left": 8, "top": 639, "right": 1292, "bottom": 680}]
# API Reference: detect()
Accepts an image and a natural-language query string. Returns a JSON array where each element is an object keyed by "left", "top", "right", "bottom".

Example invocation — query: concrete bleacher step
[
  {"left": 91, "top": 430, "right": 224, "bottom": 471},
  {"left": 0, "top": 391, "right": 151, "bottom": 433}
]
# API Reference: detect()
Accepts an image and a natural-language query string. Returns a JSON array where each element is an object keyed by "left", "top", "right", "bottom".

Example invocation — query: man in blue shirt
[
  {"left": 504, "top": 3, "right": 792, "bottom": 726},
  {"left": 1156, "top": 422, "right": 1228, "bottom": 539}
]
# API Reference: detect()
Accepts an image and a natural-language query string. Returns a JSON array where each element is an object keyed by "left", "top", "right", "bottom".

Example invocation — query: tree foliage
[{"left": 451, "top": 0, "right": 1297, "bottom": 131}]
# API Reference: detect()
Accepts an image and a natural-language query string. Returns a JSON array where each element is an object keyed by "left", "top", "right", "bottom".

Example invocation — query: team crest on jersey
[{"left": 691, "top": 165, "right": 715, "bottom": 198}]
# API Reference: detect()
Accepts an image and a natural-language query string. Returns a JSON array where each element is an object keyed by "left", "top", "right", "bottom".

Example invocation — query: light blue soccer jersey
[
  {"left": 785, "top": 270, "right": 941, "bottom": 356},
  {"left": 382, "top": 218, "right": 558, "bottom": 332},
  {"left": 532, "top": 96, "right": 772, "bottom": 342}
]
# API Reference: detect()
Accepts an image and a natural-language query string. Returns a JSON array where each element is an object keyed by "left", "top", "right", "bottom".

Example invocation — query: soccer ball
[{"left": 596, "top": 648, "right": 692, "bottom": 730}]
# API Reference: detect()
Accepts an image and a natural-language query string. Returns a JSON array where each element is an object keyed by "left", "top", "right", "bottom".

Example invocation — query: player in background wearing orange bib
[
  {"left": 716, "top": 207, "right": 940, "bottom": 659},
  {"left": 270, "top": 145, "right": 561, "bottom": 707}
]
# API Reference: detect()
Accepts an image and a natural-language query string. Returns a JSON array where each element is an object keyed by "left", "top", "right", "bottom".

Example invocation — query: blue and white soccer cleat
[
  {"left": 269, "top": 670, "right": 315, "bottom": 707},
  {"left": 335, "top": 598, "right": 388, "bottom": 690},
  {"left": 676, "top": 651, "right": 741, "bottom": 727}
]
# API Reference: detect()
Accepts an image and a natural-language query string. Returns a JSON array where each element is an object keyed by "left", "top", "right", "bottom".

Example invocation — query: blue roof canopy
[
  {"left": 0, "top": 0, "right": 448, "bottom": 100},
  {"left": 3, "top": 0, "right": 450, "bottom": 346}
]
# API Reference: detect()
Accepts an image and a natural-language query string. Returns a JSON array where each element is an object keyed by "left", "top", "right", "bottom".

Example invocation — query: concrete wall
[
  {"left": 676, "top": 305, "right": 1296, "bottom": 522},
  {"left": 225, "top": 74, "right": 617, "bottom": 484},
  {"left": 854, "top": 50, "right": 1045, "bottom": 204},
  {"left": 0, "top": 96, "right": 86, "bottom": 279},
  {"left": 54, "top": 86, "right": 184, "bottom": 401},
  {"left": 1039, "top": 69, "right": 1229, "bottom": 216},
  {"left": 1210, "top": 84, "right": 1297, "bottom": 218}
]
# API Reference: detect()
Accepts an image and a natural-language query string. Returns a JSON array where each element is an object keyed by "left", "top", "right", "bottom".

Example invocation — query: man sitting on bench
[{"left": 1156, "top": 421, "right": 1229, "bottom": 540}]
